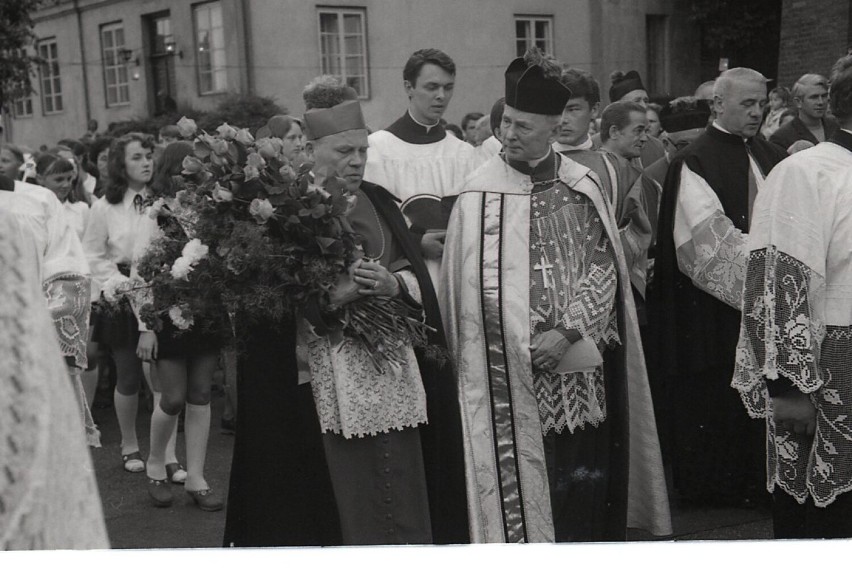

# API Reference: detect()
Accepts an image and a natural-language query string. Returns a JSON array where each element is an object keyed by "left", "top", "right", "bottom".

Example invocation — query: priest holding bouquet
[{"left": 224, "top": 77, "right": 468, "bottom": 547}]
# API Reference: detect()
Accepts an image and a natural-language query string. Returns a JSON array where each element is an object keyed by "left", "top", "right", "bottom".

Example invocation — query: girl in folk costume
[
  {"left": 82, "top": 133, "right": 182, "bottom": 478},
  {"left": 136, "top": 141, "right": 224, "bottom": 511}
]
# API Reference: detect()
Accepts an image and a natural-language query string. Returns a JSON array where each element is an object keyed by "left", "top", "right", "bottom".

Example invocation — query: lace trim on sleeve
[
  {"left": 43, "top": 273, "right": 91, "bottom": 370},
  {"left": 676, "top": 210, "right": 748, "bottom": 310},
  {"left": 734, "top": 246, "right": 826, "bottom": 417}
]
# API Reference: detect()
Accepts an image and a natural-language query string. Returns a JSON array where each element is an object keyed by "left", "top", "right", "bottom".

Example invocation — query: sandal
[
  {"left": 147, "top": 477, "right": 173, "bottom": 508},
  {"left": 187, "top": 488, "right": 224, "bottom": 512},
  {"left": 166, "top": 463, "right": 187, "bottom": 484},
  {"left": 122, "top": 451, "right": 145, "bottom": 473}
]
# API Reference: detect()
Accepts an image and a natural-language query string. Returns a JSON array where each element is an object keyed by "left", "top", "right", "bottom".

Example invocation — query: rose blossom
[
  {"left": 168, "top": 305, "right": 194, "bottom": 331},
  {"left": 249, "top": 198, "right": 276, "bottom": 224},
  {"left": 216, "top": 123, "right": 238, "bottom": 140},
  {"left": 176, "top": 116, "right": 197, "bottom": 138},
  {"left": 255, "top": 138, "right": 282, "bottom": 160},
  {"left": 211, "top": 183, "right": 233, "bottom": 202},
  {"left": 235, "top": 128, "right": 254, "bottom": 146},
  {"left": 181, "top": 155, "right": 205, "bottom": 175}
]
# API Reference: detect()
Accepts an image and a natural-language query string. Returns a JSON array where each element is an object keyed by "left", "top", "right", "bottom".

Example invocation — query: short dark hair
[
  {"left": 403, "top": 49, "right": 455, "bottom": 86},
  {"left": 489, "top": 97, "right": 506, "bottom": 136},
  {"left": 560, "top": 68, "right": 601, "bottom": 106},
  {"left": 461, "top": 112, "right": 484, "bottom": 130},
  {"left": 105, "top": 133, "right": 155, "bottom": 205},
  {"left": 88, "top": 135, "right": 114, "bottom": 167},
  {"left": 600, "top": 101, "right": 646, "bottom": 143},
  {"left": 830, "top": 55, "right": 852, "bottom": 121},
  {"left": 57, "top": 138, "right": 86, "bottom": 158}
]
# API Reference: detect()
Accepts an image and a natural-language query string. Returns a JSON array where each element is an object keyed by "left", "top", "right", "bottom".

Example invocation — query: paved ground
[{"left": 89, "top": 388, "right": 772, "bottom": 550}]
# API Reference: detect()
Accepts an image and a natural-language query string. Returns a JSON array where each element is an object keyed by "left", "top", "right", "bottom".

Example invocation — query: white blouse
[
  {"left": 63, "top": 200, "right": 90, "bottom": 242},
  {"left": 81, "top": 187, "right": 152, "bottom": 299}
]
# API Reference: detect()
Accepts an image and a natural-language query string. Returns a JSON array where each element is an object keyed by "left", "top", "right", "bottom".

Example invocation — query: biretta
[
  {"left": 609, "top": 70, "right": 645, "bottom": 102},
  {"left": 504, "top": 57, "right": 572, "bottom": 116},
  {"left": 303, "top": 100, "right": 367, "bottom": 141},
  {"left": 659, "top": 98, "right": 711, "bottom": 133}
]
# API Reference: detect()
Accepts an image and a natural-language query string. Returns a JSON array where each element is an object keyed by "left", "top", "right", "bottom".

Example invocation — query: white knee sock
[
  {"left": 152, "top": 392, "right": 180, "bottom": 464},
  {"left": 184, "top": 402, "right": 211, "bottom": 492},
  {"left": 146, "top": 404, "right": 178, "bottom": 480},
  {"left": 114, "top": 390, "right": 139, "bottom": 454}
]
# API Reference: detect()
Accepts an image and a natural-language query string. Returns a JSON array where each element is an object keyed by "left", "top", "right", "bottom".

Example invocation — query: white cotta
[
  {"left": 0, "top": 210, "right": 109, "bottom": 550},
  {"left": 734, "top": 140, "right": 852, "bottom": 507}
]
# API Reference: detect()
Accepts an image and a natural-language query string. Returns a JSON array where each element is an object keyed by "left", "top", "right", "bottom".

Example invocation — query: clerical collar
[
  {"left": 384, "top": 110, "right": 447, "bottom": 145},
  {"left": 505, "top": 149, "right": 560, "bottom": 185},
  {"left": 707, "top": 121, "right": 752, "bottom": 145},
  {"left": 553, "top": 137, "right": 593, "bottom": 152}
]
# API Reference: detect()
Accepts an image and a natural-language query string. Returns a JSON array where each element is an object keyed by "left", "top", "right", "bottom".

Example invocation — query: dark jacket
[{"left": 769, "top": 115, "right": 839, "bottom": 152}]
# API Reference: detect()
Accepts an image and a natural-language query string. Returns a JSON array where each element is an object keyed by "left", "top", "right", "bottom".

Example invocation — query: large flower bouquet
[{"left": 108, "top": 117, "right": 432, "bottom": 368}]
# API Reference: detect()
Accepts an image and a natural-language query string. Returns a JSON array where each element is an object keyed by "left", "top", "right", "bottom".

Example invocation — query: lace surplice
[
  {"left": 529, "top": 184, "right": 619, "bottom": 435},
  {"left": 735, "top": 247, "right": 852, "bottom": 506},
  {"left": 674, "top": 164, "right": 748, "bottom": 310}
]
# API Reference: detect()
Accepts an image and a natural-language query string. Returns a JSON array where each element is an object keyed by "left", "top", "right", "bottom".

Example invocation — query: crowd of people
[{"left": 3, "top": 43, "right": 852, "bottom": 549}]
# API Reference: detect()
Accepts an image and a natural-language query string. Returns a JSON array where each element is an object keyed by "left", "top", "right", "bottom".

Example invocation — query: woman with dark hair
[
  {"left": 150, "top": 140, "right": 194, "bottom": 197},
  {"left": 256, "top": 114, "right": 305, "bottom": 163},
  {"left": 137, "top": 139, "right": 223, "bottom": 510},
  {"left": 88, "top": 136, "right": 114, "bottom": 198},
  {"left": 82, "top": 133, "right": 181, "bottom": 478}
]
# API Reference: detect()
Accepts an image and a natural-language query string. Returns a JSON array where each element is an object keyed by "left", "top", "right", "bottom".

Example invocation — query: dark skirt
[
  {"left": 90, "top": 299, "right": 139, "bottom": 350},
  {"left": 156, "top": 320, "right": 222, "bottom": 360}
]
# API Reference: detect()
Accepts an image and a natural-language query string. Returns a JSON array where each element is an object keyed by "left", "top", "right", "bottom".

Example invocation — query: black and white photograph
[{"left": 1, "top": 0, "right": 850, "bottom": 561}]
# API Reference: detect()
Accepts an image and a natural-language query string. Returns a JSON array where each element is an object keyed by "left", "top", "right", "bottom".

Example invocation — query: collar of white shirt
[{"left": 122, "top": 187, "right": 148, "bottom": 210}]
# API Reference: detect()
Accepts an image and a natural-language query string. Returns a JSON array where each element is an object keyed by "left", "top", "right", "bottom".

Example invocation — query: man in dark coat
[
  {"left": 650, "top": 67, "right": 787, "bottom": 507},
  {"left": 770, "top": 73, "right": 838, "bottom": 153}
]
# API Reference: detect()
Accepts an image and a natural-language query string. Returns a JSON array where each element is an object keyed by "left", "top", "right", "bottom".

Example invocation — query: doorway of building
[{"left": 147, "top": 12, "right": 177, "bottom": 116}]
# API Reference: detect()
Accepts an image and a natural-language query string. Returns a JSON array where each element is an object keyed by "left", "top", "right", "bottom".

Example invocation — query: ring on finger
[{"left": 373, "top": 280, "right": 379, "bottom": 289}]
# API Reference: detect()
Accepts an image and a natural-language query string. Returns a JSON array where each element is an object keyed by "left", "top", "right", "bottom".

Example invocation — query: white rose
[{"left": 170, "top": 256, "right": 193, "bottom": 280}]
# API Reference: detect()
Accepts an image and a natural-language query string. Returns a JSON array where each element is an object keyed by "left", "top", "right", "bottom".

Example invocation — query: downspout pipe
[{"left": 73, "top": 0, "right": 92, "bottom": 125}]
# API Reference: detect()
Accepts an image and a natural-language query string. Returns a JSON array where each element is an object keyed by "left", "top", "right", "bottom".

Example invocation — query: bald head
[
  {"left": 694, "top": 80, "right": 716, "bottom": 101},
  {"left": 713, "top": 68, "right": 767, "bottom": 100},
  {"left": 713, "top": 68, "right": 768, "bottom": 138}
]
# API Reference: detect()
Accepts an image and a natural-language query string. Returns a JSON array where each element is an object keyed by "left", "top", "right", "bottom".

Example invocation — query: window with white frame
[
  {"left": 194, "top": 1, "right": 227, "bottom": 94},
  {"left": 38, "top": 38, "right": 63, "bottom": 114},
  {"left": 514, "top": 15, "right": 553, "bottom": 57},
  {"left": 101, "top": 22, "right": 131, "bottom": 107},
  {"left": 318, "top": 7, "right": 369, "bottom": 98},
  {"left": 14, "top": 97, "right": 34, "bottom": 118}
]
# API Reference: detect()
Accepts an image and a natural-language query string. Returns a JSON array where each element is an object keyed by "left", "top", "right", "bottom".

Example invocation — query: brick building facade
[{"left": 777, "top": 0, "right": 852, "bottom": 86}]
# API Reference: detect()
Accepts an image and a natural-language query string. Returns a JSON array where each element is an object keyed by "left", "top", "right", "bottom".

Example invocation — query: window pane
[
  {"left": 320, "top": 13, "right": 339, "bottom": 34},
  {"left": 104, "top": 30, "right": 114, "bottom": 49},
  {"left": 516, "top": 20, "right": 529, "bottom": 40},
  {"left": 535, "top": 21, "right": 548, "bottom": 39},
  {"left": 211, "top": 4, "right": 222, "bottom": 27},
  {"left": 343, "top": 14, "right": 361, "bottom": 34}
]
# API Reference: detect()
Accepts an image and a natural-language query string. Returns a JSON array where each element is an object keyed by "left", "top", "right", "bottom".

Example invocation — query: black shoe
[{"left": 148, "top": 477, "right": 173, "bottom": 508}]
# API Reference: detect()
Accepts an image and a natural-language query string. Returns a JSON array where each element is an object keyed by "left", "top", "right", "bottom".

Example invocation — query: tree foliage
[
  {"left": 689, "top": 0, "right": 782, "bottom": 55},
  {"left": 0, "top": 0, "right": 43, "bottom": 111}
]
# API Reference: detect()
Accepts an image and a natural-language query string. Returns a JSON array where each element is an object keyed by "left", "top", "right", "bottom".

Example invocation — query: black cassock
[
  {"left": 223, "top": 182, "right": 469, "bottom": 547},
  {"left": 649, "top": 125, "right": 786, "bottom": 507}
]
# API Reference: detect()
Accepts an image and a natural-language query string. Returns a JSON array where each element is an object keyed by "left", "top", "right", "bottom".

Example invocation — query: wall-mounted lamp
[
  {"left": 164, "top": 40, "right": 183, "bottom": 59},
  {"left": 119, "top": 48, "right": 139, "bottom": 66}
]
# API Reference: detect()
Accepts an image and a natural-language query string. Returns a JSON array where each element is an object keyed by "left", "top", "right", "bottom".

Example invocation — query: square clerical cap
[
  {"left": 659, "top": 98, "right": 712, "bottom": 133},
  {"left": 504, "top": 57, "right": 572, "bottom": 116},
  {"left": 303, "top": 100, "right": 367, "bottom": 141}
]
